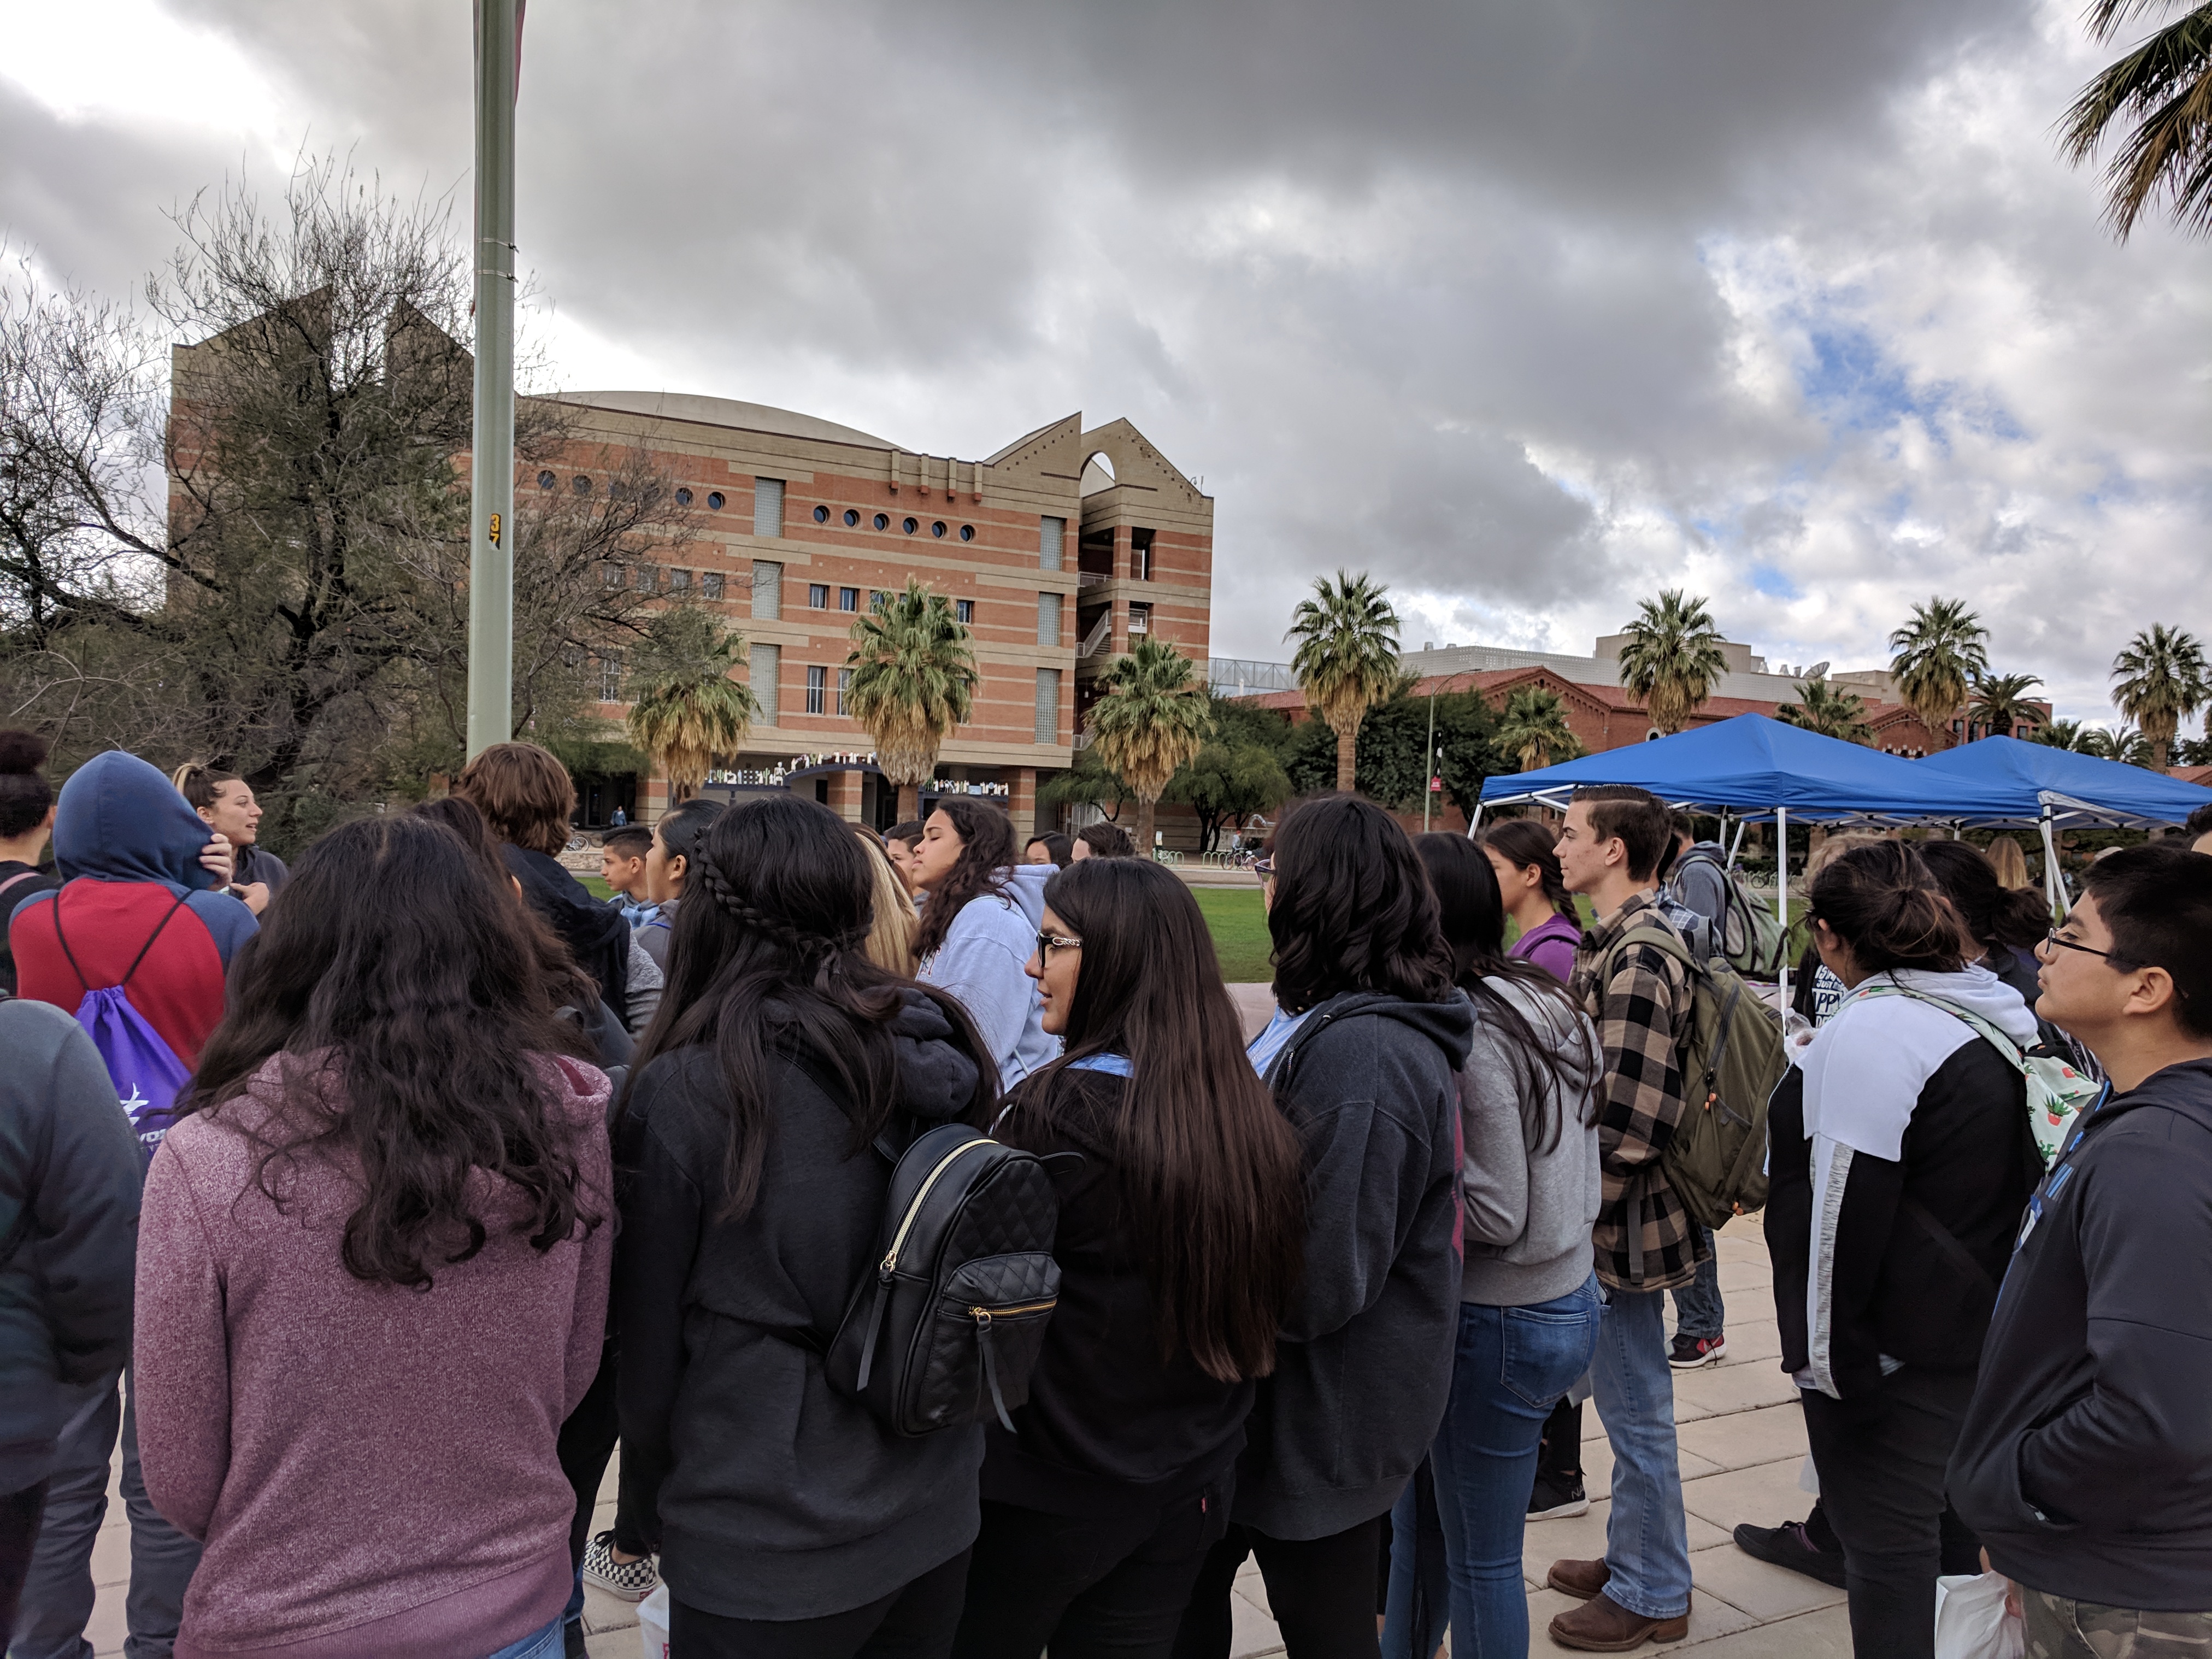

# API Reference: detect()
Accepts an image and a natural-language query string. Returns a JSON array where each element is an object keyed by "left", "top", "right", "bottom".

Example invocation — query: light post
[
  {"left": 1421, "top": 670, "right": 1476, "bottom": 833},
  {"left": 466, "top": 0, "right": 520, "bottom": 758}
]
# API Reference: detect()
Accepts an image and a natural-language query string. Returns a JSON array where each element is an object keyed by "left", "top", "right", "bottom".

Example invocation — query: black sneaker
[
  {"left": 1732, "top": 1519, "right": 1848, "bottom": 1589},
  {"left": 1528, "top": 1468, "right": 1591, "bottom": 1520},
  {"left": 1669, "top": 1332, "right": 1727, "bottom": 1369}
]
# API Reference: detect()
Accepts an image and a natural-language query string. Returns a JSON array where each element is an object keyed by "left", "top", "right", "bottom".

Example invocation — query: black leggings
[
  {"left": 1172, "top": 1518, "right": 1383, "bottom": 1659},
  {"left": 672, "top": 1549, "right": 972, "bottom": 1659},
  {"left": 555, "top": 1340, "right": 650, "bottom": 1568},
  {"left": 954, "top": 1487, "right": 1228, "bottom": 1659},
  {"left": 0, "top": 1478, "right": 51, "bottom": 1640}
]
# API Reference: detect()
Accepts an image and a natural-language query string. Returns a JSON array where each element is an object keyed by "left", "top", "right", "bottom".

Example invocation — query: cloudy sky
[{"left": 2, "top": 0, "right": 2205, "bottom": 727}]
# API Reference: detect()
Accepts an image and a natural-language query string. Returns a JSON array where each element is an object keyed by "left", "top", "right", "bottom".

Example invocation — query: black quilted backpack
[{"left": 823, "top": 1121, "right": 1063, "bottom": 1437}]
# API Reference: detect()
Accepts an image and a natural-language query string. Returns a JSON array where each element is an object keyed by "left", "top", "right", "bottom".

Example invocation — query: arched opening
[{"left": 1079, "top": 450, "right": 1116, "bottom": 496}]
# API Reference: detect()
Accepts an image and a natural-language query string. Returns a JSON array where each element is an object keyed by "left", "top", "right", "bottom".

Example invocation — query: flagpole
[{"left": 467, "top": 0, "right": 520, "bottom": 758}]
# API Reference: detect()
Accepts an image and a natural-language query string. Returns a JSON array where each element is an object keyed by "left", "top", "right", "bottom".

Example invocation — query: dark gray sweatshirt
[{"left": 1235, "top": 991, "right": 1474, "bottom": 1541}]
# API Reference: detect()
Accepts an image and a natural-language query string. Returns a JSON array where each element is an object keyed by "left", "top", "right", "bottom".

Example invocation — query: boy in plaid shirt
[{"left": 1543, "top": 785, "right": 1709, "bottom": 1652}]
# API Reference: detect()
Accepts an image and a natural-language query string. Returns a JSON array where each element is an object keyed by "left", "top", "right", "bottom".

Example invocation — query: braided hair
[{"left": 632, "top": 793, "right": 997, "bottom": 1219}]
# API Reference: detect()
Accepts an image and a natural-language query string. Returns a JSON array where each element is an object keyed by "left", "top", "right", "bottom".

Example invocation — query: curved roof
[{"left": 554, "top": 390, "right": 897, "bottom": 449}]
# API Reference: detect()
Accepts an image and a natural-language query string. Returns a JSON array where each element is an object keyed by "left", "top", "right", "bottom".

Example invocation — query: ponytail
[{"left": 1807, "top": 842, "right": 1972, "bottom": 974}]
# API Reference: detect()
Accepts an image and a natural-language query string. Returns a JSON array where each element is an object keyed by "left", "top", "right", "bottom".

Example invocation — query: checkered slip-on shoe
[{"left": 580, "top": 1530, "right": 661, "bottom": 1602}]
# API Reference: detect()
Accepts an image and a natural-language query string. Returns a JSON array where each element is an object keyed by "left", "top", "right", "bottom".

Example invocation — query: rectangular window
[
  {"left": 806, "top": 664, "right": 827, "bottom": 715},
  {"left": 837, "top": 668, "right": 853, "bottom": 716},
  {"left": 751, "top": 561, "right": 781, "bottom": 619},
  {"left": 754, "top": 478, "right": 784, "bottom": 538},
  {"left": 839, "top": 587, "right": 860, "bottom": 612},
  {"left": 751, "top": 643, "right": 780, "bottom": 726},
  {"left": 1131, "top": 528, "right": 1155, "bottom": 581},
  {"left": 669, "top": 568, "right": 691, "bottom": 592},
  {"left": 598, "top": 653, "right": 622, "bottom": 703},
  {"left": 633, "top": 564, "right": 657, "bottom": 591},
  {"left": 870, "top": 590, "right": 888, "bottom": 613},
  {"left": 956, "top": 599, "right": 975, "bottom": 625},
  {"left": 1128, "top": 602, "right": 1151, "bottom": 636},
  {"left": 1040, "top": 516, "right": 1064, "bottom": 571},
  {"left": 1035, "top": 668, "right": 1061, "bottom": 745},
  {"left": 1037, "top": 591, "right": 1060, "bottom": 647},
  {"left": 809, "top": 583, "right": 829, "bottom": 609},
  {"left": 602, "top": 563, "right": 623, "bottom": 588},
  {"left": 702, "top": 571, "right": 725, "bottom": 601}
]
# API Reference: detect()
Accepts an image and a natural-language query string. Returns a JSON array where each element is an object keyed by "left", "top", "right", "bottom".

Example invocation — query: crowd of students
[{"left": 1, "top": 728, "right": 2209, "bottom": 1659}]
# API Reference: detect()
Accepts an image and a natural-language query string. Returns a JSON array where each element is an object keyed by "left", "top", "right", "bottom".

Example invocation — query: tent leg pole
[
  {"left": 1470, "top": 802, "right": 1485, "bottom": 836},
  {"left": 1776, "top": 807, "right": 1790, "bottom": 1015},
  {"left": 2041, "top": 810, "right": 2067, "bottom": 919}
]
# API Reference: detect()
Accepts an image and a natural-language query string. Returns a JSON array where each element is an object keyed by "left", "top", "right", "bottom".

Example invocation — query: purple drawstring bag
[{"left": 51, "top": 889, "right": 197, "bottom": 1163}]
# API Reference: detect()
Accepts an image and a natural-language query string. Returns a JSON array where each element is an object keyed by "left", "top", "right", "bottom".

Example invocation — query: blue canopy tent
[
  {"left": 1911, "top": 736, "right": 2212, "bottom": 912},
  {"left": 1475, "top": 714, "right": 2023, "bottom": 1007}
]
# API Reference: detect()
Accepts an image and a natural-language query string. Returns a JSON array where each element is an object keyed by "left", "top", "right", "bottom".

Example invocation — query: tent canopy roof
[{"left": 1910, "top": 736, "right": 2212, "bottom": 830}]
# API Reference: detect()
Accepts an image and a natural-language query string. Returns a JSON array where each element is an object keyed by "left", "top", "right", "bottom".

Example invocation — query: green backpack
[
  {"left": 1670, "top": 847, "right": 1788, "bottom": 979},
  {"left": 1605, "top": 923, "right": 1789, "bottom": 1228}
]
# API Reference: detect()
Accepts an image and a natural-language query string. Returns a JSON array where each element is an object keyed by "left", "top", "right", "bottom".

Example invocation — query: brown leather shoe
[
  {"left": 1548, "top": 1590, "right": 1691, "bottom": 1652},
  {"left": 1546, "top": 1557, "right": 1613, "bottom": 1601}
]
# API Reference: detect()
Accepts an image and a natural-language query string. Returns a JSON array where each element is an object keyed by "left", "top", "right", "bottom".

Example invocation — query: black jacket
[
  {"left": 1950, "top": 1058, "right": 2212, "bottom": 1611},
  {"left": 504, "top": 843, "right": 630, "bottom": 1013},
  {"left": 984, "top": 1065, "right": 1252, "bottom": 1518},
  {"left": 0, "top": 998, "right": 143, "bottom": 1490},
  {"left": 614, "top": 991, "right": 987, "bottom": 1620},
  {"left": 1768, "top": 1040, "right": 2038, "bottom": 1398},
  {"left": 1234, "top": 991, "right": 1473, "bottom": 1540},
  {"left": 0, "top": 861, "right": 63, "bottom": 995}
]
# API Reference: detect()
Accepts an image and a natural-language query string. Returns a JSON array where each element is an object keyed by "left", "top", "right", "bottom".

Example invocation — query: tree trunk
[
  {"left": 899, "top": 782, "right": 921, "bottom": 822},
  {"left": 1336, "top": 726, "right": 1357, "bottom": 793},
  {"left": 1137, "top": 794, "right": 1157, "bottom": 855}
]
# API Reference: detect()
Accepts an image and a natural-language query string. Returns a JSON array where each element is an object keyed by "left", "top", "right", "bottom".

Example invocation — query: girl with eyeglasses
[
  {"left": 1762, "top": 839, "right": 2043, "bottom": 1659},
  {"left": 951, "top": 857, "right": 1307, "bottom": 1659}
]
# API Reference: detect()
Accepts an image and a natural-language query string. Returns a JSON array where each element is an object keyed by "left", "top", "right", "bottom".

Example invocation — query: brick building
[{"left": 542, "top": 392, "right": 1213, "bottom": 828}]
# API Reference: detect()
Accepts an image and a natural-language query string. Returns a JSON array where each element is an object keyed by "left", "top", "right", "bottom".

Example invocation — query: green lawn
[
  {"left": 1193, "top": 886, "right": 1273, "bottom": 984},
  {"left": 578, "top": 874, "right": 614, "bottom": 900}
]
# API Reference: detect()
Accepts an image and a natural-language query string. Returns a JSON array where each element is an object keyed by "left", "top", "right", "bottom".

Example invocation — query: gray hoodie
[
  {"left": 919, "top": 863, "right": 1058, "bottom": 1088},
  {"left": 1457, "top": 978, "right": 1603, "bottom": 1308}
]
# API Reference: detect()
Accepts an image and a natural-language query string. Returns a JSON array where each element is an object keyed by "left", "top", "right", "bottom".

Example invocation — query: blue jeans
[
  {"left": 484, "top": 1615, "right": 564, "bottom": 1659},
  {"left": 1669, "top": 1225, "right": 1724, "bottom": 1342},
  {"left": 1382, "top": 1276, "right": 1603, "bottom": 1659},
  {"left": 1589, "top": 1285, "right": 1693, "bottom": 1620}
]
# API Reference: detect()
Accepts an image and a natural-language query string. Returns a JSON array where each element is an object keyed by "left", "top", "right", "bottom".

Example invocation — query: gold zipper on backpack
[
  {"left": 970, "top": 1300, "right": 1057, "bottom": 1323},
  {"left": 879, "top": 1138, "right": 997, "bottom": 1277}
]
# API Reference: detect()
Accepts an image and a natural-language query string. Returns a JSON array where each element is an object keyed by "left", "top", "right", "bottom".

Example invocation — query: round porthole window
[
  {"left": 572, "top": 475, "right": 591, "bottom": 495},
  {"left": 931, "top": 521, "right": 946, "bottom": 538},
  {"left": 873, "top": 513, "right": 890, "bottom": 531},
  {"left": 902, "top": 516, "right": 918, "bottom": 535},
  {"left": 813, "top": 504, "right": 829, "bottom": 523},
  {"left": 844, "top": 509, "right": 860, "bottom": 527},
  {"left": 959, "top": 525, "right": 975, "bottom": 542},
  {"left": 707, "top": 492, "right": 725, "bottom": 510},
  {"left": 675, "top": 487, "right": 693, "bottom": 506},
  {"left": 537, "top": 470, "right": 556, "bottom": 490}
]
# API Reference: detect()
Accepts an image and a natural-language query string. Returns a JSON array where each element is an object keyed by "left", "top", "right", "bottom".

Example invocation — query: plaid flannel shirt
[{"left": 1571, "top": 891, "right": 1711, "bottom": 1292}]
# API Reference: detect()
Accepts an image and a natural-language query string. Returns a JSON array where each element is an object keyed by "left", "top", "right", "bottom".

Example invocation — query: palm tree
[
  {"left": 2084, "top": 723, "right": 2158, "bottom": 767},
  {"left": 1968, "top": 672, "right": 2046, "bottom": 742},
  {"left": 2033, "top": 719, "right": 2093, "bottom": 751},
  {"left": 1615, "top": 590, "right": 1729, "bottom": 735},
  {"left": 1086, "top": 637, "right": 1211, "bottom": 851},
  {"left": 1776, "top": 678, "right": 1872, "bottom": 743},
  {"left": 1286, "top": 570, "right": 1402, "bottom": 792},
  {"left": 624, "top": 610, "right": 760, "bottom": 803},
  {"left": 1888, "top": 597, "right": 1990, "bottom": 750},
  {"left": 844, "top": 579, "right": 979, "bottom": 820},
  {"left": 2111, "top": 622, "right": 2209, "bottom": 767},
  {"left": 1494, "top": 684, "right": 1580, "bottom": 773},
  {"left": 2060, "top": 0, "right": 2212, "bottom": 241}
]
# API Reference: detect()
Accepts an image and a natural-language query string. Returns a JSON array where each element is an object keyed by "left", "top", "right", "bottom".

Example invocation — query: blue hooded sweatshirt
[{"left": 918, "top": 862, "right": 1059, "bottom": 1090}]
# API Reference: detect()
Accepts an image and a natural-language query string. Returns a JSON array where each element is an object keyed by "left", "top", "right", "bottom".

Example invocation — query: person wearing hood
[
  {"left": 452, "top": 743, "right": 661, "bottom": 1037},
  {"left": 1382, "top": 836, "right": 1603, "bottom": 1659},
  {"left": 910, "top": 798, "right": 1059, "bottom": 1089},
  {"left": 1177, "top": 795, "right": 1474, "bottom": 1659},
  {"left": 614, "top": 795, "right": 1001, "bottom": 1656},
  {"left": 1762, "top": 840, "right": 2042, "bottom": 1659},
  {"left": 7, "top": 750, "right": 252, "bottom": 1659},
  {"left": 1949, "top": 844, "right": 2212, "bottom": 1657}
]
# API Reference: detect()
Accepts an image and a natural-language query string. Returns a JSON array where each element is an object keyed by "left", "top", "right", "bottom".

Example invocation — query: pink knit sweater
[{"left": 133, "top": 1054, "right": 614, "bottom": 1659}]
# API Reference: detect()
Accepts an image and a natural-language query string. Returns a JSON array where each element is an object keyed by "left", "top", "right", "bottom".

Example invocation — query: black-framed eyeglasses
[
  {"left": 1036, "top": 930, "right": 1083, "bottom": 960},
  {"left": 2043, "top": 927, "right": 2128, "bottom": 966}
]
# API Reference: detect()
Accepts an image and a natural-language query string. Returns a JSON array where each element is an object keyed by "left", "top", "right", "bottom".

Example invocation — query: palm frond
[
  {"left": 843, "top": 579, "right": 978, "bottom": 787},
  {"left": 2060, "top": 1, "right": 2212, "bottom": 239}
]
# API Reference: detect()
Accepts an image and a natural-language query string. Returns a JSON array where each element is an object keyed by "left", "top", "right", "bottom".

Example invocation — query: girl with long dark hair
[
  {"left": 1764, "top": 841, "right": 2042, "bottom": 1658},
  {"left": 1479, "top": 818, "right": 1581, "bottom": 984},
  {"left": 131, "top": 813, "right": 612, "bottom": 1659},
  {"left": 636, "top": 796, "right": 722, "bottom": 973},
  {"left": 952, "top": 857, "right": 1307, "bottom": 1659},
  {"left": 1178, "top": 795, "right": 1474, "bottom": 1659},
  {"left": 910, "top": 797, "right": 1058, "bottom": 1086},
  {"left": 1916, "top": 839, "right": 2052, "bottom": 1009},
  {"left": 1383, "top": 836, "right": 1603, "bottom": 1659},
  {"left": 614, "top": 795, "right": 999, "bottom": 1658}
]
